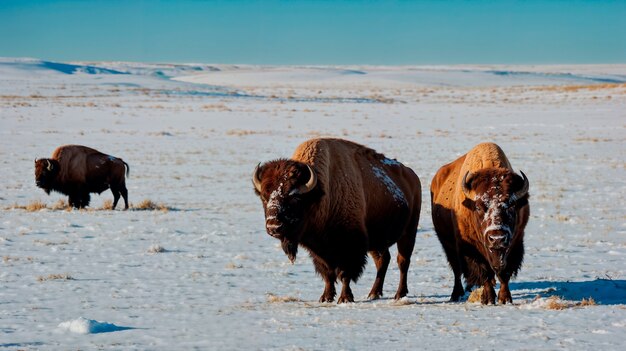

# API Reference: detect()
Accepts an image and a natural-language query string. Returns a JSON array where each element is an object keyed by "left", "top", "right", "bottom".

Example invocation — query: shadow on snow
[{"left": 510, "top": 278, "right": 626, "bottom": 305}]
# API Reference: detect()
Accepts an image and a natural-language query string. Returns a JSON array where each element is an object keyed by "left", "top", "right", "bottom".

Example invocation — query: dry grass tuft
[
  {"left": 25, "top": 200, "right": 48, "bottom": 212},
  {"left": 225, "top": 262, "right": 243, "bottom": 269},
  {"left": 266, "top": 293, "right": 302, "bottom": 303},
  {"left": 540, "top": 295, "right": 597, "bottom": 310},
  {"left": 4, "top": 199, "right": 71, "bottom": 211},
  {"left": 532, "top": 83, "right": 626, "bottom": 93},
  {"left": 579, "top": 297, "right": 596, "bottom": 306},
  {"left": 133, "top": 199, "right": 170, "bottom": 212},
  {"left": 50, "top": 199, "right": 71, "bottom": 211},
  {"left": 37, "top": 273, "right": 74, "bottom": 282},
  {"left": 101, "top": 199, "right": 113, "bottom": 210},
  {"left": 467, "top": 287, "right": 483, "bottom": 303},
  {"left": 545, "top": 296, "right": 569, "bottom": 310}
]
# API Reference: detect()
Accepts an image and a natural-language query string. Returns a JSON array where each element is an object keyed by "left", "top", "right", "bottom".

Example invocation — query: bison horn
[
  {"left": 252, "top": 163, "right": 263, "bottom": 193},
  {"left": 296, "top": 164, "right": 317, "bottom": 195},
  {"left": 45, "top": 159, "right": 53, "bottom": 171},
  {"left": 513, "top": 170, "right": 529, "bottom": 200},
  {"left": 462, "top": 171, "right": 473, "bottom": 199}
]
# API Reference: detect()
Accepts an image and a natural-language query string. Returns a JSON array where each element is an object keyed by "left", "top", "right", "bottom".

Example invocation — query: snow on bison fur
[{"left": 253, "top": 138, "right": 422, "bottom": 303}]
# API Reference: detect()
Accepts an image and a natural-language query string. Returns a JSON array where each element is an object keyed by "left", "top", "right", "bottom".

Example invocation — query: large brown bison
[
  {"left": 34, "top": 145, "right": 129, "bottom": 209},
  {"left": 431, "top": 142, "right": 529, "bottom": 305},
  {"left": 253, "top": 138, "right": 422, "bottom": 303}
]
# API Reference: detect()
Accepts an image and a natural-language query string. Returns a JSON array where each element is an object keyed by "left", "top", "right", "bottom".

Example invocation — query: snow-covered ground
[{"left": 1, "top": 58, "right": 625, "bottom": 350}]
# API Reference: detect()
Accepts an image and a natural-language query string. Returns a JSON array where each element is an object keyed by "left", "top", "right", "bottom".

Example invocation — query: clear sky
[{"left": 0, "top": 0, "right": 624, "bottom": 64}]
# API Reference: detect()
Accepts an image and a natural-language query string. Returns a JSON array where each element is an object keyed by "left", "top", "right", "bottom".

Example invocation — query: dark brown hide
[
  {"left": 254, "top": 138, "right": 422, "bottom": 303},
  {"left": 35, "top": 145, "right": 129, "bottom": 209},
  {"left": 430, "top": 142, "right": 529, "bottom": 305}
]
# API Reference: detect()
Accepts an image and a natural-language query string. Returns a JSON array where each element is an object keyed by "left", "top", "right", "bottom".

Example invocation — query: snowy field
[{"left": 1, "top": 58, "right": 625, "bottom": 350}]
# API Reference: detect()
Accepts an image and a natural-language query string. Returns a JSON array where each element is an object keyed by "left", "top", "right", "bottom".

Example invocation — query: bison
[
  {"left": 430, "top": 142, "right": 529, "bottom": 304},
  {"left": 253, "top": 138, "right": 422, "bottom": 303},
  {"left": 34, "top": 145, "right": 129, "bottom": 209}
]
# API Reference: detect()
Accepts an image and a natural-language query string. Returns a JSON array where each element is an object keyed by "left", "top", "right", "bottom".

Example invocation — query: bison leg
[
  {"left": 79, "top": 192, "right": 90, "bottom": 208},
  {"left": 111, "top": 187, "right": 121, "bottom": 210},
  {"left": 68, "top": 195, "right": 78, "bottom": 209},
  {"left": 120, "top": 186, "right": 129, "bottom": 210},
  {"left": 394, "top": 232, "right": 416, "bottom": 300},
  {"left": 449, "top": 265, "right": 465, "bottom": 302},
  {"left": 337, "top": 276, "right": 354, "bottom": 304},
  {"left": 481, "top": 278, "right": 497, "bottom": 305},
  {"left": 497, "top": 273, "right": 513, "bottom": 304},
  {"left": 367, "top": 249, "right": 391, "bottom": 300},
  {"left": 313, "top": 257, "right": 336, "bottom": 303}
]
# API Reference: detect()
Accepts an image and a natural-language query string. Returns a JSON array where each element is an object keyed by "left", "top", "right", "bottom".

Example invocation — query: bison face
[
  {"left": 34, "top": 158, "right": 60, "bottom": 192},
  {"left": 253, "top": 160, "right": 320, "bottom": 263},
  {"left": 462, "top": 169, "right": 529, "bottom": 272}
]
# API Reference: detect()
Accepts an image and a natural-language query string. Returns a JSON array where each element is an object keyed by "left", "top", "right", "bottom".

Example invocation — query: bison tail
[{"left": 122, "top": 160, "right": 130, "bottom": 177}]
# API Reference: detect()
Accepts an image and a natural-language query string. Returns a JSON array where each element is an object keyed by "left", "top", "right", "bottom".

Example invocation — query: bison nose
[
  {"left": 266, "top": 222, "right": 283, "bottom": 238},
  {"left": 487, "top": 233, "right": 509, "bottom": 249}
]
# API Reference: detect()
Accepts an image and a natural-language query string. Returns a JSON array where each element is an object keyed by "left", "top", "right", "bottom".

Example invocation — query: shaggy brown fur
[
  {"left": 431, "top": 142, "right": 529, "bottom": 305},
  {"left": 254, "top": 138, "right": 422, "bottom": 303},
  {"left": 35, "top": 145, "right": 129, "bottom": 209}
]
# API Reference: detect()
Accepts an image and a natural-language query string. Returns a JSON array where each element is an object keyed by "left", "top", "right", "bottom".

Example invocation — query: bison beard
[
  {"left": 281, "top": 238, "right": 298, "bottom": 264},
  {"left": 253, "top": 138, "right": 422, "bottom": 304}
]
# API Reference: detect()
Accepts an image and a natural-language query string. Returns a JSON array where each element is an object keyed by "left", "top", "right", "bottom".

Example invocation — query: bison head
[
  {"left": 34, "top": 158, "right": 60, "bottom": 193},
  {"left": 462, "top": 169, "right": 529, "bottom": 272},
  {"left": 252, "top": 160, "right": 320, "bottom": 263}
]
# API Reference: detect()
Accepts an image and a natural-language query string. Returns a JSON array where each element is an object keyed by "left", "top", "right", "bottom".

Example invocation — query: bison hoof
[
  {"left": 481, "top": 287, "right": 497, "bottom": 305},
  {"left": 450, "top": 285, "right": 465, "bottom": 302},
  {"left": 449, "top": 293, "right": 463, "bottom": 302},
  {"left": 394, "top": 291, "right": 407, "bottom": 300},
  {"left": 319, "top": 293, "right": 335, "bottom": 303},
  {"left": 498, "top": 290, "right": 512, "bottom": 305},
  {"left": 367, "top": 292, "right": 382, "bottom": 300},
  {"left": 337, "top": 294, "right": 354, "bottom": 304}
]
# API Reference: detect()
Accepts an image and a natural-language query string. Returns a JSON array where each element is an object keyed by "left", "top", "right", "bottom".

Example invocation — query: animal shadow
[{"left": 510, "top": 279, "right": 626, "bottom": 305}]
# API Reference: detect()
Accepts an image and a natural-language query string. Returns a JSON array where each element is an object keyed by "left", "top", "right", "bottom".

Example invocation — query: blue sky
[{"left": 0, "top": 0, "right": 624, "bottom": 64}]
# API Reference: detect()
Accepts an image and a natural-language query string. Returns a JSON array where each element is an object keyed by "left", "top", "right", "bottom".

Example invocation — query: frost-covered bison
[
  {"left": 35, "top": 145, "right": 129, "bottom": 209},
  {"left": 253, "top": 138, "right": 422, "bottom": 303},
  {"left": 430, "top": 142, "right": 529, "bottom": 304}
]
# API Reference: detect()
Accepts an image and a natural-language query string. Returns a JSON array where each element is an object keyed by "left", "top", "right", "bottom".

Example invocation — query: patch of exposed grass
[
  {"left": 266, "top": 293, "right": 302, "bottom": 303},
  {"left": 4, "top": 199, "right": 71, "bottom": 211},
  {"left": 37, "top": 273, "right": 74, "bottom": 282},
  {"left": 467, "top": 287, "right": 483, "bottom": 303},
  {"left": 133, "top": 199, "right": 170, "bottom": 212},
  {"left": 101, "top": 199, "right": 113, "bottom": 210},
  {"left": 25, "top": 200, "right": 48, "bottom": 211},
  {"left": 50, "top": 199, "right": 71, "bottom": 211},
  {"left": 3, "top": 255, "right": 34, "bottom": 263},
  {"left": 540, "top": 295, "right": 597, "bottom": 310},
  {"left": 225, "top": 262, "right": 243, "bottom": 269},
  {"left": 34, "top": 239, "right": 69, "bottom": 246}
]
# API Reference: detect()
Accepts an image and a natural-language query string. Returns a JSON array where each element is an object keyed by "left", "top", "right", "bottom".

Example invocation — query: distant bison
[
  {"left": 35, "top": 145, "right": 129, "bottom": 209},
  {"left": 430, "top": 142, "right": 529, "bottom": 304},
  {"left": 253, "top": 138, "right": 422, "bottom": 303}
]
